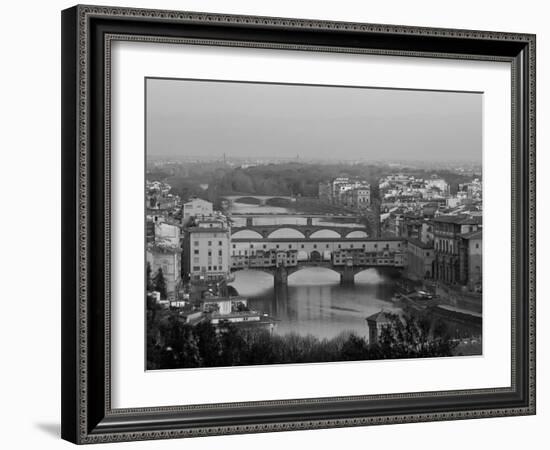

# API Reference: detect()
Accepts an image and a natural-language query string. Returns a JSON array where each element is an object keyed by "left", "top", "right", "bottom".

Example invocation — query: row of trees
[
  {"left": 148, "top": 161, "right": 480, "bottom": 210},
  {"left": 147, "top": 304, "right": 457, "bottom": 370}
]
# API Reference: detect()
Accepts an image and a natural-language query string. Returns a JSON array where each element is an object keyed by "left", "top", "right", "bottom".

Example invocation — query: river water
[{"left": 229, "top": 268, "right": 402, "bottom": 340}]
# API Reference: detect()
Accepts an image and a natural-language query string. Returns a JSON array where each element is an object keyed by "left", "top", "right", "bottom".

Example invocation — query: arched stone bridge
[
  {"left": 231, "top": 224, "right": 369, "bottom": 240},
  {"left": 231, "top": 261, "right": 401, "bottom": 286},
  {"left": 221, "top": 195, "right": 296, "bottom": 206}
]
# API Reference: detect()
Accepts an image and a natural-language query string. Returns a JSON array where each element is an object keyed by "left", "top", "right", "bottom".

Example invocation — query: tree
[
  {"left": 146, "top": 262, "right": 153, "bottom": 291},
  {"left": 153, "top": 267, "right": 167, "bottom": 299},
  {"left": 218, "top": 321, "right": 246, "bottom": 366},
  {"left": 195, "top": 321, "right": 221, "bottom": 367},
  {"left": 341, "top": 333, "right": 370, "bottom": 361},
  {"left": 376, "top": 313, "right": 457, "bottom": 359}
]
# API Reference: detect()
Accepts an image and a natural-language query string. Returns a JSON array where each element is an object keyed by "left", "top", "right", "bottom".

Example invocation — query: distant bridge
[
  {"left": 230, "top": 211, "right": 380, "bottom": 238},
  {"left": 221, "top": 195, "right": 296, "bottom": 206},
  {"left": 230, "top": 214, "right": 370, "bottom": 239},
  {"left": 231, "top": 224, "right": 368, "bottom": 240}
]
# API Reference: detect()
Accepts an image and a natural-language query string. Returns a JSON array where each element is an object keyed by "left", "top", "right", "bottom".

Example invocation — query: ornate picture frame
[{"left": 61, "top": 5, "right": 536, "bottom": 444}]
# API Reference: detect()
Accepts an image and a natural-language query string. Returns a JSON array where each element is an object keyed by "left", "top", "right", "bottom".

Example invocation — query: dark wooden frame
[{"left": 61, "top": 4, "right": 536, "bottom": 444}]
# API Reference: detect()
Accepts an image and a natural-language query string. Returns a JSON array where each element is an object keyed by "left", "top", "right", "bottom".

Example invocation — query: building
[
  {"left": 366, "top": 311, "right": 394, "bottom": 345},
  {"left": 231, "top": 248, "right": 298, "bottom": 270},
  {"left": 320, "top": 177, "right": 371, "bottom": 208},
  {"left": 146, "top": 245, "right": 182, "bottom": 300},
  {"left": 183, "top": 214, "right": 231, "bottom": 282},
  {"left": 154, "top": 222, "right": 180, "bottom": 247},
  {"left": 342, "top": 186, "right": 371, "bottom": 209},
  {"left": 182, "top": 197, "right": 213, "bottom": 225},
  {"left": 425, "top": 175, "right": 450, "bottom": 196},
  {"left": 406, "top": 238, "right": 435, "bottom": 280},
  {"left": 461, "top": 230, "right": 482, "bottom": 292},
  {"left": 433, "top": 215, "right": 481, "bottom": 286}
]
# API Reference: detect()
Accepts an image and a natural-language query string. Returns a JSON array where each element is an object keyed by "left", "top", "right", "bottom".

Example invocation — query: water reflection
[{"left": 229, "top": 268, "right": 402, "bottom": 340}]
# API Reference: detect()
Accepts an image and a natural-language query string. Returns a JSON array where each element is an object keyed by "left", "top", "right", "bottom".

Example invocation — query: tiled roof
[{"left": 433, "top": 214, "right": 481, "bottom": 225}]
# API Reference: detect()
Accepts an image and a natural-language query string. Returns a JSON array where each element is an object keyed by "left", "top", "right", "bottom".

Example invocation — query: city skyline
[{"left": 146, "top": 78, "right": 483, "bottom": 163}]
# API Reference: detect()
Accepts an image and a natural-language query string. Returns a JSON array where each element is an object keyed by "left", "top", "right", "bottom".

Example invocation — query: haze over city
[{"left": 146, "top": 78, "right": 482, "bottom": 163}]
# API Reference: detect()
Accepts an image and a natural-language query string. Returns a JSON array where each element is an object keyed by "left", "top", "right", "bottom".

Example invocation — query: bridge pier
[
  {"left": 340, "top": 265, "right": 355, "bottom": 285},
  {"left": 274, "top": 265, "right": 289, "bottom": 286}
]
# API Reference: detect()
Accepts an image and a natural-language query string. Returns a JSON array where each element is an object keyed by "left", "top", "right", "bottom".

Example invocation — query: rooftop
[
  {"left": 365, "top": 311, "right": 395, "bottom": 323},
  {"left": 433, "top": 214, "right": 481, "bottom": 225},
  {"left": 462, "top": 230, "right": 483, "bottom": 240}
]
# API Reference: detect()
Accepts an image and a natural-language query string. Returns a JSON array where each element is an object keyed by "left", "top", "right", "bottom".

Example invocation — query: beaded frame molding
[{"left": 61, "top": 4, "right": 536, "bottom": 444}]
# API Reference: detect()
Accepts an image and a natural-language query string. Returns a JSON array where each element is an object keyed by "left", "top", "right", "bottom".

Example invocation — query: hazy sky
[{"left": 146, "top": 78, "right": 482, "bottom": 162}]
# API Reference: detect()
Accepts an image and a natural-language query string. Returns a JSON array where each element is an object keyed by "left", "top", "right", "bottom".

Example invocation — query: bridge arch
[
  {"left": 309, "top": 250, "right": 322, "bottom": 262},
  {"left": 267, "top": 227, "right": 306, "bottom": 239},
  {"left": 264, "top": 197, "right": 294, "bottom": 207},
  {"left": 233, "top": 196, "right": 262, "bottom": 205},
  {"left": 309, "top": 229, "right": 342, "bottom": 239},
  {"left": 231, "top": 229, "right": 264, "bottom": 239}
]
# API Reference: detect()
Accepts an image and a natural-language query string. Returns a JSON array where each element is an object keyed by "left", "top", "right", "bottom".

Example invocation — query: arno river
[
  {"left": 227, "top": 202, "right": 402, "bottom": 340},
  {"left": 229, "top": 268, "right": 402, "bottom": 340}
]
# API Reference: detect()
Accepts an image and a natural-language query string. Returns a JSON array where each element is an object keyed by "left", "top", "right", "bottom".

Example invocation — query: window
[
  {"left": 476, "top": 243, "right": 479, "bottom": 249},
  {"left": 208, "top": 241, "right": 212, "bottom": 246},
  {"left": 208, "top": 266, "right": 212, "bottom": 271},
  {"left": 208, "top": 250, "right": 212, "bottom": 256},
  {"left": 193, "top": 266, "right": 200, "bottom": 271},
  {"left": 313, "top": 244, "right": 317, "bottom": 249},
  {"left": 232, "top": 244, "right": 236, "bottom": 249},
  {"left": 263, "top": 244, "right": 267, "bottom": 249},
  {"left": 194, "top": 249, "right": 199, "bottom": 255},
  {"left": 219, "top": 241, "right": 222, "bottom": 246},
  {"left": 194, "top": 241, "right": 199, "bottom": 246},
  {"left": 276, "top": 245, "right": 279, "bottom": 249},
  {"left": 301, "top": 244, "right": 304, "bottom": 249}
]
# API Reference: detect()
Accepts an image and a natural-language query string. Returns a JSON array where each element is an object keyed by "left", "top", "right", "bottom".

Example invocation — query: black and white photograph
[{"left": 145, "top": 78, "right": 484, "bottom": 370}]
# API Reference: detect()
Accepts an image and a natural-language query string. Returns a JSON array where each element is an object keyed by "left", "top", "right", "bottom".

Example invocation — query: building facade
[
  {"left": 183, "top": 215, "right": 231, "bottom": 282},
  {"left": 433, "top": 215, "right": 481, "bottom": 286},
  {"left": 461, "top": 230, "right": 482, "bottom": 292},
  {"left": 406, "top": 238, "right": 435, "bottom": 280},
  {"left": 366, "top": 311, "right": 393, "bottom": 345},
  {"left": 146, "top": 245, "right": 182, "bottom": 300}
]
